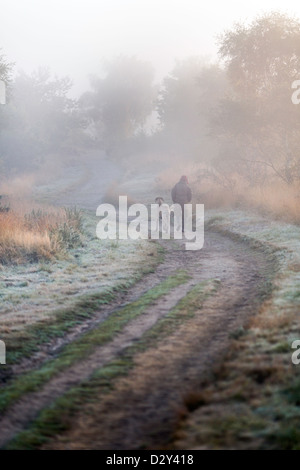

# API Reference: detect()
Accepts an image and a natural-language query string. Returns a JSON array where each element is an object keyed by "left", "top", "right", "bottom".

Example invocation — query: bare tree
[{"left": 213, "top": 12, "right": 300, "bottom": 185}]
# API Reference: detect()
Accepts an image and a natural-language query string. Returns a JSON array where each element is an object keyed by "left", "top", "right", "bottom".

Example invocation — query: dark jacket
[{"left": 171, "top": 180, "right": 192, "bottom": 205}]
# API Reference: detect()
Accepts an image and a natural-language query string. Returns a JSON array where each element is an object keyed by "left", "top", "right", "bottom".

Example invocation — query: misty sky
[{"left": 1, "top": 0, "right": 300, "bottom": 96}]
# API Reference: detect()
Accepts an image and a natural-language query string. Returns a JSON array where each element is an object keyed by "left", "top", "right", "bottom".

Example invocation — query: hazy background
[
  {"left": 1, "top": 0, "right": 300, "bottom": 96},
  {"left": 1, "top": 0, "right": 300, "bottom": 224}
]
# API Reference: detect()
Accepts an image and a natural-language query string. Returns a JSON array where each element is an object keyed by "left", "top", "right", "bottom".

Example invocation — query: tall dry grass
[
  {"left": 193, "top": 179, "right": 300, "bottom": 224},
  {"left": 154, "top": 165, "right": 300, "bottom": 224},
  {"left": 0, "top": 200, "right": 83, "bottom": 265}
]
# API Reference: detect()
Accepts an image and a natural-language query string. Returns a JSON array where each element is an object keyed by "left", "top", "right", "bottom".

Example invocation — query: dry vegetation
[
  {"left": 153, "top": 165, "right": 300, "bottom": 225},
  {"left": 198, "top": 180, "right": 300, "bottom": 225}
]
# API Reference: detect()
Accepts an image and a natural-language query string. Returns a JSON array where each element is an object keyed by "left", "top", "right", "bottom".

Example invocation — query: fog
[
  {"left": 1, "top": 0, "right": 300, "bottom": 222},
  {"left": 2, "top": 0, "right": 300, "bottom": 95}
]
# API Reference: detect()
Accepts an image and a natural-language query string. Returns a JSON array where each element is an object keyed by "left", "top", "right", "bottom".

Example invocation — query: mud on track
[{"left": 0, "top": 230, "right": 275, "bottom": 449}]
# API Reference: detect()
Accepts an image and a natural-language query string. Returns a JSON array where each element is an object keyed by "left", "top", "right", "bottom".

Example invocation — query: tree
[
  {"left": 81, "top": 56, "right": 157, "bottom": 154},
  {"left": 0, "top": 50, "right": 13, "bottom": 175},
  {"left": 0, "top": 68, "right": 85, "bottom": 173},
  {"left": 157, "top": 57, "right": 227, "bottom": 162},
  {"left": 213, "top": 12, "right": 300, "bottom": 185}
]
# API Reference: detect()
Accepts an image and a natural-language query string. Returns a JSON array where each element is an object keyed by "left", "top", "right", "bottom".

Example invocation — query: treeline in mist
[{"left": 1, "top": 11, "right": 300, "bottom": 218}]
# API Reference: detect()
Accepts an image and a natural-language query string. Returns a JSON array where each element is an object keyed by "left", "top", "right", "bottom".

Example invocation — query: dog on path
[{"left": 154, "top": 197, "right": 170, "bottom": 233}]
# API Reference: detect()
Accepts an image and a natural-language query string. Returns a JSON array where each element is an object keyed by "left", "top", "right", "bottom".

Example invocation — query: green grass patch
[
  {"left": 134, "top": 279, "right": 220, "bottom": 349},
  {"left": 5, "top": 278, "right": 220, "bottom": 450},
  {"left": 5, "top": 289, "right": 117, "bottom": 365}
]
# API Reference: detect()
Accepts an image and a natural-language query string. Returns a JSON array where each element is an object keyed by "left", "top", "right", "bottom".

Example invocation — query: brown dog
[
  {"left": 155, "top": 197, "right": 164, "bottom": 206},
  {"left": 155, "top": 197, "right": 164, "bottom": 220}
]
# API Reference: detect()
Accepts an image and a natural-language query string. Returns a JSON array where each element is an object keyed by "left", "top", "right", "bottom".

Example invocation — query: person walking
[{"left": 171, "top": 175, "right": 192, "bottom": 231}]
